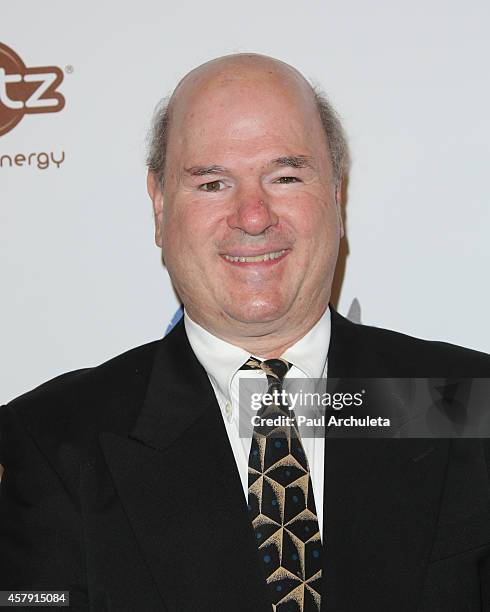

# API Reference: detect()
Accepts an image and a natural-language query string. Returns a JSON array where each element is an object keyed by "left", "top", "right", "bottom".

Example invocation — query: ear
[
  {"left": 335, "top": 182, "right": 344, "bottom": 239},
  {"left": 147, "top": 171, "right": 164, "bottom": 247}
]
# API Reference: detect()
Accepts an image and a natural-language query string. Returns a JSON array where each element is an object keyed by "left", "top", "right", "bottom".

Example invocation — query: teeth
[{"left": 223, "top": 249, "right": 286, "bottom": 263}]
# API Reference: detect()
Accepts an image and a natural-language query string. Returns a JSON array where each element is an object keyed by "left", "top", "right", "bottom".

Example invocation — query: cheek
[
  {"left": 162, "top": 200, "right": 222, "bottom": 260},
  {"left": 285, "top": 197, "right": 340, "bottom": 281},
  {"left": 286, "top": 194, "right": 338, "bottom": 243}
]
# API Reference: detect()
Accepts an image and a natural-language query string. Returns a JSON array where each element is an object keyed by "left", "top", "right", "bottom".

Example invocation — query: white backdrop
[{"left": 1, "top": 0, "right": 489, "bottom": 403}]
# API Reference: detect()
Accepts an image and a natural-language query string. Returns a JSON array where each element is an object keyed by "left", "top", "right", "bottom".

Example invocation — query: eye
[
  {"left": 199, "top": 180, "right": 226, "bottom": 192},
  {"left": 274, "top": 176, "right": 300, "bottom": 184}
]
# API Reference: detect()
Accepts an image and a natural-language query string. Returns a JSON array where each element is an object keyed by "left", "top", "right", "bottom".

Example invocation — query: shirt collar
[
  {"left": 184, "top": 312, "right": 251, "bottom": 402},
  {"left": 184, "top": 306, "right": 331, "bottom": 402},
  {"left": 282, "top": 306, "right": 330, "bottom": 379}
]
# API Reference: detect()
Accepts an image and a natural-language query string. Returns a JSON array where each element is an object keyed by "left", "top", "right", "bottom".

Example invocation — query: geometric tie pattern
[{"left": 243, "top": 357, "right": 323, "bottom": 612}]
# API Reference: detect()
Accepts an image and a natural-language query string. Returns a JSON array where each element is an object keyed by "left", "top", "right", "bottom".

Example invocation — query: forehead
[{"left": 167, "top": 61, "right": 328, "bottom": 162}]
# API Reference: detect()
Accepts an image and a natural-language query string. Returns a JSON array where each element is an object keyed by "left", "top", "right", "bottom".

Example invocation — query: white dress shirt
[{"left": 184, "top": 307, "right": 331, "bottom": 535}]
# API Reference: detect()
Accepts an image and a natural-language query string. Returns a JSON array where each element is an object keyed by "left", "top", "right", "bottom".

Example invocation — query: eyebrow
[
  {"left": 183, "top": 155, "right": 316, "bottom": 177},
  {"left": 183, "top": 165, "right": 227, "bottom": 176},
  {"left": 269, "top": 155, "right": 316, "bottom": 170}
]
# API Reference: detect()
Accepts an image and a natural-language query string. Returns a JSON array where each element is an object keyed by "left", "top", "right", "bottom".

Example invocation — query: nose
[{"left": 226, "top": 185, "right": 279, "bottom": 235}]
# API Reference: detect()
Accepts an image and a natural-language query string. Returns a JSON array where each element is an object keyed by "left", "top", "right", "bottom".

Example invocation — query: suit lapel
[
  {"left": 322, "top": 309, "right": 449, "bottom": 611},
  {"left": 100, "top": 321, "right": 271, "bottom": 612}
]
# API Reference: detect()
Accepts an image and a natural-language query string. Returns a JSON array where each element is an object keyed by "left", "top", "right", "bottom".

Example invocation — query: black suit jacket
[{"left": 1, "top": 308, "right": 490, "bottom": 611}]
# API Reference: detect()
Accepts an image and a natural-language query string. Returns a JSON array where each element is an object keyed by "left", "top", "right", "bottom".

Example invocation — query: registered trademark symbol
[{"left": 65, "top": 65, "right": 74, "bottom": 74}]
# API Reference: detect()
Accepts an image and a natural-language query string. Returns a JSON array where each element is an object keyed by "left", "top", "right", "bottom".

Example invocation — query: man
[{"left": 1, "top": 53, "right": 489, "bottom": 612}]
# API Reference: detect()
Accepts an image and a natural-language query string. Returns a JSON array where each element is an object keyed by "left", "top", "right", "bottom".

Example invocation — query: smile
[{"left": 222, "top": 249, "right": 288, "bottom": 263}]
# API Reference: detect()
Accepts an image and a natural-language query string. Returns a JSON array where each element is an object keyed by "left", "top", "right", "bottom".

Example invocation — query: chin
[{"left": 226, "top": 298, "right": 289, "bottom": 325}]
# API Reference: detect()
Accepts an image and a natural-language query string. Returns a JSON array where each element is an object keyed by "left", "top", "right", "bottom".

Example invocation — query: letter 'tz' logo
[{"left": 0, "top": 42, "right": 65, "bottom": 137}]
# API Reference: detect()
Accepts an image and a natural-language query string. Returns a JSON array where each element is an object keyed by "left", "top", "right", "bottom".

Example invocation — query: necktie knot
[{"left": 242, "top": 357, "right": 291, "bottom": 386}]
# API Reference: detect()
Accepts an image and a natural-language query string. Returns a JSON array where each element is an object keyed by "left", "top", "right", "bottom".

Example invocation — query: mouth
[{"left": 221, "top": 249, "right": 289, "bottom": 264}]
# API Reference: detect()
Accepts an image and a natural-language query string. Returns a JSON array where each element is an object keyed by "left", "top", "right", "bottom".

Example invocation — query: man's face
[{"left": 149, "top": 59, "right": 343, "bottom": 341}]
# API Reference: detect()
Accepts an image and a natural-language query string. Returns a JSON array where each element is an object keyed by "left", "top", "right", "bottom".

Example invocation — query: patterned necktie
[{"left": 243, "top": 357, "right": 323, "bottom": 612}]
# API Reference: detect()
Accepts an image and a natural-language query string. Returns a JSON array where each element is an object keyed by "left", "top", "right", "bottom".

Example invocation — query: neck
[{"left": 186, "top": 304, "right": 328, "bottom": 358}]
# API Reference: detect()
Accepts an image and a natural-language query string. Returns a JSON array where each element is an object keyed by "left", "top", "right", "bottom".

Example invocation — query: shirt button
[{"left": 224, "top": 401, "right": 232, "bottom": 420}]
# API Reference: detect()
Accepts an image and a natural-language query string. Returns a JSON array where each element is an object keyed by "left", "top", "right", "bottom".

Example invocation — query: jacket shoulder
[
  {"left": 8, "top": 338, "right": 161, "bottom": 404},
  {"left": 2, "top": 338, "right": 162, "bottom": 450},
  {"left": 332, "top": 309, "right": 490, "bottom": 376},
  {"left": 368, "top": 322, "right": 488, "bottom": 370}
]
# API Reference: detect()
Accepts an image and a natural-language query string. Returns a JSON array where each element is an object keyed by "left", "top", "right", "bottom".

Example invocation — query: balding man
[{"left": 1, "top": 54, "right": 490, "bottom": 612}]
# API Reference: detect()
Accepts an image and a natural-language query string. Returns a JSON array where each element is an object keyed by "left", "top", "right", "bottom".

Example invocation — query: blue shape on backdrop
[{"left": 165, "top": 305, "right": 184, "bottom": 335}]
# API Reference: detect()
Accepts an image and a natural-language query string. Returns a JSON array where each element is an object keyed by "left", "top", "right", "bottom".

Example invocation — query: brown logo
[{"left": 0, "top": 42, "right": 65, "bottom": 137}]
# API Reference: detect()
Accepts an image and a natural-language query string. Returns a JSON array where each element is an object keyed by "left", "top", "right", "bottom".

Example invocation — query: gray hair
[{"left": 146, "top": 85, "right": 349, "bottom": 188}]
